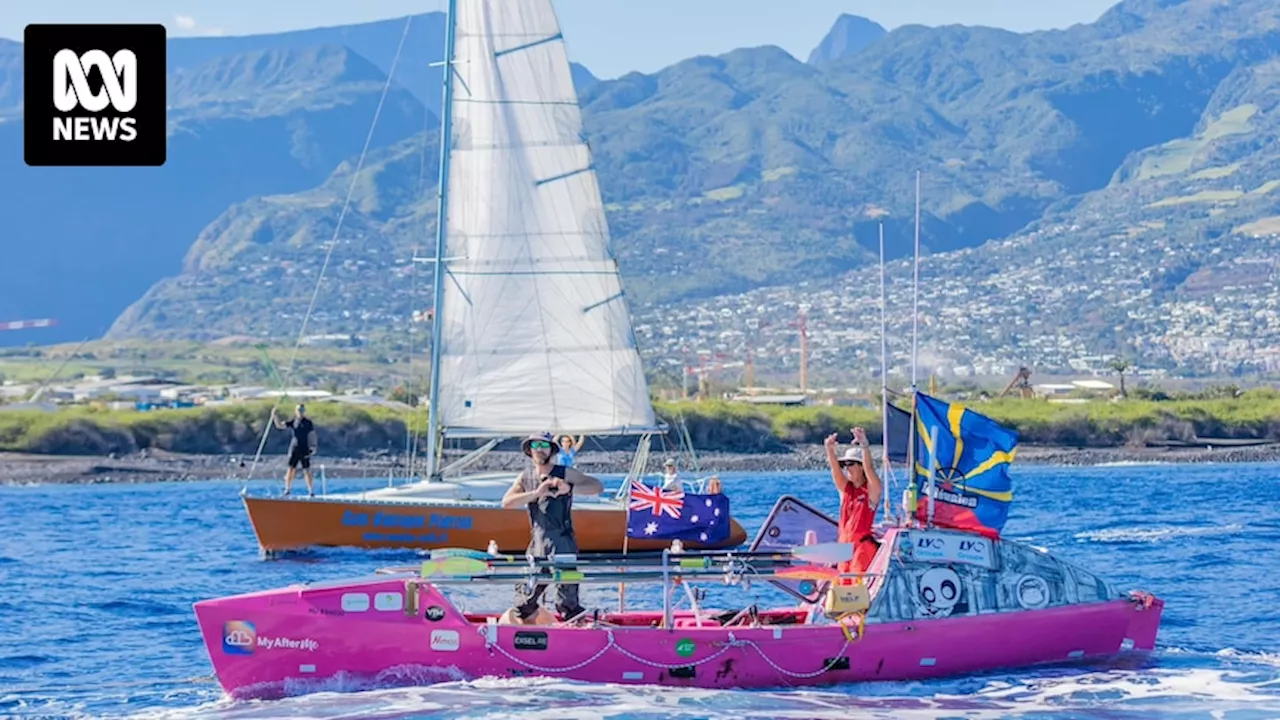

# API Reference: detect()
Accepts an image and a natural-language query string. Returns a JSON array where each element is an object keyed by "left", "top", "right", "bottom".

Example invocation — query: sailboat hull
[{"left": 242, "top": 495, "right": 748, "bottom": 553}]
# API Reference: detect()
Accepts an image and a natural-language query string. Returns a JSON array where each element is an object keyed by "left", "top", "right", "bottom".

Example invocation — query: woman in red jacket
[{"left": 823, "top": 427, "right": 883, "bottom": 582}]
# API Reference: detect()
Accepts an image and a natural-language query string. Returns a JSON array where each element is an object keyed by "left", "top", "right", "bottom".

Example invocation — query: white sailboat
[{"left": 241, "top": 0, "right": 746, "bottom": 554}]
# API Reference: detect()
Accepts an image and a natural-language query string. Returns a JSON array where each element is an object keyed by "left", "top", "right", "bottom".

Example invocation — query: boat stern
[{"left": 1122, "top": 590, "right": 1164, "bottom": 651}]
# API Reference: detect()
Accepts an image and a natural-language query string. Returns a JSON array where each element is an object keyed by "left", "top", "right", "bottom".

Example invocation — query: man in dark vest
[{"left": 500, "top": 432, "right": 604, "bottom": 624}]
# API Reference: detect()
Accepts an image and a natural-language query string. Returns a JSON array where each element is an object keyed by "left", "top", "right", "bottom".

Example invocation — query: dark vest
[{"left": 525, "top": 464, "right": 577, "bottom": 557}]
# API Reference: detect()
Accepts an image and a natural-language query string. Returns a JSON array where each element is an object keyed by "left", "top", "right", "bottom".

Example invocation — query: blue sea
[{"left": 2, "top": 462, "right": 1279, "bottom": 719}]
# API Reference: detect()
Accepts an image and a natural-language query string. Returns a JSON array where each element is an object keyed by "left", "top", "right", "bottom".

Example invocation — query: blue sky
[{"left": 4, "top": 0, "right": 1121, "bottom": 79}]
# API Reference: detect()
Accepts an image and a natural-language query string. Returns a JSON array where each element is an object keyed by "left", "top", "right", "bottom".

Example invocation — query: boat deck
[
  {"left": 460, "top": 608, "right": 812, "bottom": 628},
  {"left": 318, "top": 472, "right": 625, "bottom": 510}
]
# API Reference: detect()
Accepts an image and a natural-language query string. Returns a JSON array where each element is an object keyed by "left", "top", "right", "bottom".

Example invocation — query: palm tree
[{"left": 1108, "top": 359, "right": 1132, "bottom": 398}]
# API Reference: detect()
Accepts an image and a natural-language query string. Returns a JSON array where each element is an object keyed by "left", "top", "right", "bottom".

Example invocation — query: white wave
[
  {"left": 1075, "top": 524, "right": 1245, "bottom": 544},
  {"left": 125, "top": 658, "right": 1280, "bottom": 720},
  {"left": 1095, "top": 460, "right": 1174, "bottom": 467}
]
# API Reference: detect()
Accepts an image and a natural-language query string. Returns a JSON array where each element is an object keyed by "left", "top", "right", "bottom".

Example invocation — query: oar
[
  {"left": 413, "top": 543, "right": 856, "bottom": 582},
  {"left": 423, "top": 542, "right": 854, "bottom": 568},
  {"left": 420, "top": 556, "right": 490, "bottom": 578},
  {"left": 416, "top": 555, "right": 797, "bottom": 579},
  {"left": 774, "top": 564, "right": 840, "bottom": 582},
  {"left": 419, "top": 566, "right": 837, "bottom": 586}
]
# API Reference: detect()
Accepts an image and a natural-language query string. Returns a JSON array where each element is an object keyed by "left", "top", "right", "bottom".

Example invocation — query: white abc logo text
[
  {"left": 53, "top": 49, "right": 137, "bottom": 112},
  {"left": 51, "top": 48, "right": 139, "bottom": 142}
]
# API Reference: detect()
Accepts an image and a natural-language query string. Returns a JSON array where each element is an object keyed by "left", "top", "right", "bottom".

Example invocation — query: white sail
[{"left": 435, "top": 0, "right": 657, "bottom": 437}]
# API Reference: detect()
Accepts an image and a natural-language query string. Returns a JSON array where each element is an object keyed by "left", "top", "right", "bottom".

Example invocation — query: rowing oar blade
[{"left": 420, "top": 556, "right": 489, "bottom": 578}]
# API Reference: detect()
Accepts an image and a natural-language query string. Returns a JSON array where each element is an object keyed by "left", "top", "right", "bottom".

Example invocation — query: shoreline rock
[{"left": 2, "top": 442, "right": 1278, "bottom": 486}]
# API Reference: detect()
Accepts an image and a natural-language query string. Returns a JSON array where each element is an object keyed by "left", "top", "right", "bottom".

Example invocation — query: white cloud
[{"left": 173, "top": 15, "right": 197, "bottom": 30}]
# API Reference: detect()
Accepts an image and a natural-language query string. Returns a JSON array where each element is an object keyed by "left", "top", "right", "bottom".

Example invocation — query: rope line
[
  {"left": 479, "top": 626, "right": 856, "bottom": 679},
  {"left": 240, "top": 15, "right": 415, "bottom": 490}
]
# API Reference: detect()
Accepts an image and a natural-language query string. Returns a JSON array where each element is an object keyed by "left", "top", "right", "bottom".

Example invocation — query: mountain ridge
[{"left": 8, "top": 0, "right": 1280, "bottom": 377}]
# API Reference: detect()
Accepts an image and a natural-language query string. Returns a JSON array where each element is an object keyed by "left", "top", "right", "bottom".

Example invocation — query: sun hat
[
  {"left": 521, "top": 432, "right": 560, "bottom": 457},
  {"left": 838, "top": 447, "right": 864, "bottom": 465}
]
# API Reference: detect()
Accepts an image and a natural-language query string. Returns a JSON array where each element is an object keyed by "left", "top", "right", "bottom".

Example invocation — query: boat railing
[{"left": 375, "top": 546, "right": 885, "bottom": 630}]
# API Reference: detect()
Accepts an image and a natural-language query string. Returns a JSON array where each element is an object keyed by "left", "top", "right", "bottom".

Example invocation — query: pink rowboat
[{"left": 194, "top": 525, "right": 1163, "bottom": 700}]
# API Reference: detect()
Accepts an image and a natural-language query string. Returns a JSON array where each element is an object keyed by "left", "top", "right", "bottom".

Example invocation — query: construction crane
[
  {"left": 741, "top": 317, "right": 767, "bottom": 397},
  {"left": 790, "top": 308, "right": 809, "bottom": 394},
  {"left": 685, "top": 353, "right": 745, "bottom": 401},
  {"left": 998, "top": 366, "right": 1035, "bottom": 399}
]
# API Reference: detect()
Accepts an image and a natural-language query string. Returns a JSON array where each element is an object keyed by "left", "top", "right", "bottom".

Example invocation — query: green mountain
[
  {"left": 0, "top": 14, "right": 594, "bottom": 346},
  {"left": 10, "top": 0, "right": 1280, "bottom": 374}
]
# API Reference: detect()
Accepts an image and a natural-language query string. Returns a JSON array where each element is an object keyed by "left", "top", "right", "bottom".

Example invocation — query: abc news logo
[
  {"left": 24, "top": 24, "right": 166, "bottom": 167},
  {"left": 53, "top": 49, "right": 139, "bottom": 142}
]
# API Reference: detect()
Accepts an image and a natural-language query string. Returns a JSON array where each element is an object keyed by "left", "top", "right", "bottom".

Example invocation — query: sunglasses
[
  {"left": 529, "top": 441, "right": 551, "bottom": 450},
  {"left": 838, "top": 460, "right": 859, "bottom": 467}
]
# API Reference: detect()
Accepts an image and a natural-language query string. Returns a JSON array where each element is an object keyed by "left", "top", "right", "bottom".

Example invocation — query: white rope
[
  {"left": 240, "top": 15, "right": 415, "bottom": 490},
  {"left": 609, "top": 632, "right": 743, "bottom": 670},
  {"left": 739, "top": 637, "right": 853, "bottom": 679},
  {"left": 479, "top": 626, "right": 856, "bottom": 679}
]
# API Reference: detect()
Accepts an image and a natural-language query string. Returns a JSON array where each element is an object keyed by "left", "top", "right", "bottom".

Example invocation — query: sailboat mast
[
  {"left": 878, "top": 221, "right": 891, "bottom": 521},
  {"left": 424, "top": 0, "right": 460, "bottom": 480},
  {"left": 905, "top": 170, "right": 922, "bottom": 527},
  {"left": 911, "top": 170, "right": 921, "bottom": 391}
]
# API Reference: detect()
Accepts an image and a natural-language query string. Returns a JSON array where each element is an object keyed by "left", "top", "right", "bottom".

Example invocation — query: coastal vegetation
[{"left": 3, "top": 389, "right": 1278, "bottom": 456}]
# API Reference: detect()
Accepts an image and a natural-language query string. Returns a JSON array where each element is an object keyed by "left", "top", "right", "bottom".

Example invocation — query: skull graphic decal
[{"left": 915, "top": 566, "right": 962, "bottom": 618}]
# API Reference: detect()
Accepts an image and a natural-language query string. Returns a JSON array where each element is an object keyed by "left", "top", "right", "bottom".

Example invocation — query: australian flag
[{"left": 625, "top": 480, "right": 731, "bottom": 544}]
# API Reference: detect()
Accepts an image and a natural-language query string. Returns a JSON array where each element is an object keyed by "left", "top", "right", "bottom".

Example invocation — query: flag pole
[
  {"left": 904, "top": 391, "right": 919, "bottom": 527},
  {"left": 926, "top": 424, "right": 940, "bottom": 529},
  {"left": 619, "top": 484, "right": 630, "bottom": 613}
]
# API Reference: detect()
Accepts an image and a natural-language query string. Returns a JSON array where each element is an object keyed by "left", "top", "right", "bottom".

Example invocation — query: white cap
[{"left": 839, "top": 447, "right": 864, "bottom": 464}]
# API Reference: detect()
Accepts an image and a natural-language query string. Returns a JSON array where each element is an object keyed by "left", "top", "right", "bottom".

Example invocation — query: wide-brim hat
[
  {"left": 521, "top": 432, "right": 560, "bottom": 457},
  {"left": 838, "top": 447, "right": 864, "bottom": 465}
]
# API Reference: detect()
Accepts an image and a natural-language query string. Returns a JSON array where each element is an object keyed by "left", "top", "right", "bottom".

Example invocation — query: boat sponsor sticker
[
  {"left": 513, "top": 631, "right": 548, "bottom": 651},
  {"left": 374, "top": 592, "right": 404, "bottom": 612},
  {"left": 222, "top": 620, "right": 255, "bottom": 656},
  {"left": 675, "top": 638, "right": 696, "bottom": 658},
  {"left": 430, "top": 629, "right": 460, "bottom": 652},
  {"left": 222, "top": 621, "right": 319, "bottom": 654},
  {"left": 341, "top": 592, "right": 370, "bottom": 612},
  {"left": 904, "top": 530, "right": 994, "bottom": 568},
  {"left": 425, "top": 605, "right": 446, "bottom": 622}
]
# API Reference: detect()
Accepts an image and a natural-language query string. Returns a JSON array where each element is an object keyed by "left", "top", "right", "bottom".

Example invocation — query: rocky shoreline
[{"left": 3, "top": 442, "right": 1279, "bottom": 485}]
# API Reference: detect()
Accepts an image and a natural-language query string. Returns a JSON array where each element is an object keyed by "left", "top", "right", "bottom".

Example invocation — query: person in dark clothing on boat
[
  {"left": 824, "top": 427, "right": 883, "bottom": 582},
  {"left": 500, "top": 432, "right": 604, "bottom": 625},
  {"left": 271, "top": 404, "right": 317, "bottom": 496}
]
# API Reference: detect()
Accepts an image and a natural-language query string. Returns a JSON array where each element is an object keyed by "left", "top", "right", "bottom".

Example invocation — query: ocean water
[{"left": 1, "top": 462, "right": 1279, "bottom": 719}]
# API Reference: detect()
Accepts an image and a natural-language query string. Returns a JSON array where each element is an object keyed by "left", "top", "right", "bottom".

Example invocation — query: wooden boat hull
[{"left": 242, "top": 495, "right": 748, "bottom": 553}]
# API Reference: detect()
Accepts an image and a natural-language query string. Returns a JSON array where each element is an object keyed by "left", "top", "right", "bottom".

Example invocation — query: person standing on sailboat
[
  {"left": 500, "top": 432, "right": 604, "bottom": 624},
  {"left": 824, "top": 427, "right": 882, "bottom": 581},
  {"left": 271, "top": 404, "right": 317, "bottom": 496},
  {"left": 556, "top": 434, "right": 585, "bottom": 468}
]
